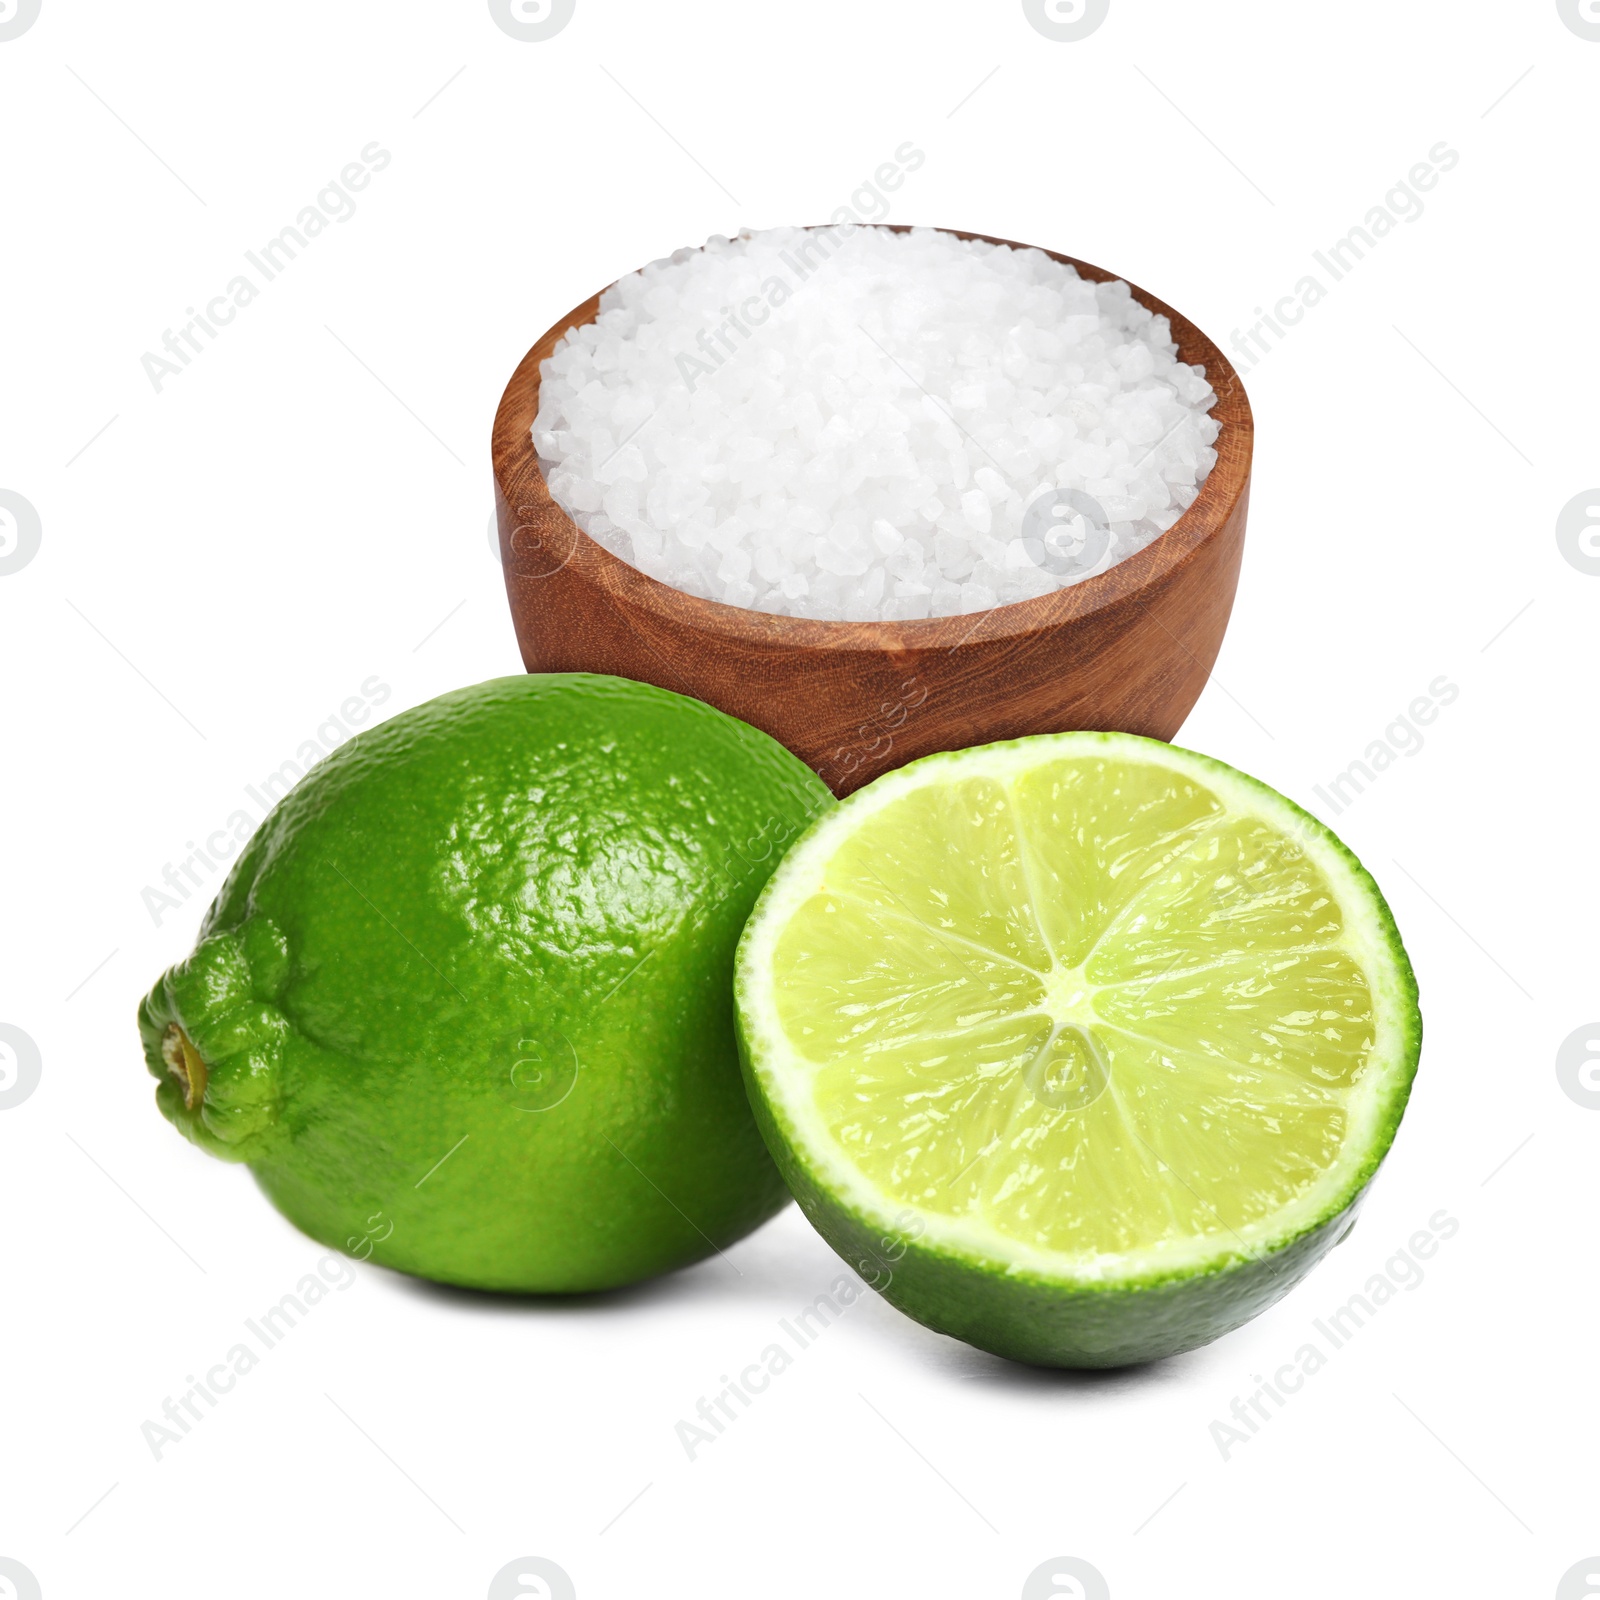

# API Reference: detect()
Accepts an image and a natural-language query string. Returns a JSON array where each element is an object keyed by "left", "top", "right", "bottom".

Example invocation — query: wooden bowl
[{"left": 492, "top": 227, "right": 1252, "bottom": 795}]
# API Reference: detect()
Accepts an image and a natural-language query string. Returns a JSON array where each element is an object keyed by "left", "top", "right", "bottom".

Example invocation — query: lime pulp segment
[{"left": 739, "top": 735, "right": 1418, "bottom": 1285}]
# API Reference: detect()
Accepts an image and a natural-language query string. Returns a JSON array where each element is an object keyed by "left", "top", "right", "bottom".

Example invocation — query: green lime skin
[
  {"left": 738, "top": 1092, "right": 1373, "bottom": 1368},
  {"left": 137, "top": 674, "right": 832, "bottom": 1292}
]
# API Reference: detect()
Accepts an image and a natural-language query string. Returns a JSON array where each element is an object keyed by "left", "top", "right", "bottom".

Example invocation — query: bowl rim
[{"left": 491, "top": 224, "right": 1253, "bottom": 653}]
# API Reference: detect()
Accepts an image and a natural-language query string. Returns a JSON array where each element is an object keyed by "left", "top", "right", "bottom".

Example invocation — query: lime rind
[
  {"left": 734, "top": 731, "right": 1419, "bottom": 1361},
  {"left": 139, "top": 674, "right": 832, "bottom": 1292}
]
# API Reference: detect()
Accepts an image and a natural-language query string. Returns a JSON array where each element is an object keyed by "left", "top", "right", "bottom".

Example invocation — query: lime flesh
[{"left": 735, "top": 732, "right": 1420, "bottom": 1367}]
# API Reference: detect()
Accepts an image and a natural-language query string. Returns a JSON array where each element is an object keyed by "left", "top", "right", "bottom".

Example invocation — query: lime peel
[{"left": 137, "top": 674, "right": 832, "bottom": 1293}]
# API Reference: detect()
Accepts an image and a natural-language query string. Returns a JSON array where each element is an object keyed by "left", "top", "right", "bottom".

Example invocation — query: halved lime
[{"left": 734, "top": 731, "right": 1420, "bottom": 1367}]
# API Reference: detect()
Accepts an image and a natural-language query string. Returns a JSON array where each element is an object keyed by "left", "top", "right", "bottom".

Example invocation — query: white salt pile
[{"left": 534, "top": 225, "right": 1221, "bottom": 621}]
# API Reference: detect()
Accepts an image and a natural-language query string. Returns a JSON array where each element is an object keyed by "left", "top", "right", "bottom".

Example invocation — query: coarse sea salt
[{"left": 534, "top": 225, "right": 1222, "bottom": 622}]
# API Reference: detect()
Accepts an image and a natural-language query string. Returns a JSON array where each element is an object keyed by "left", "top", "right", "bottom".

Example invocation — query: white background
[{"left": 3, "top": 2, "right": 1595, "bottom": 1596}]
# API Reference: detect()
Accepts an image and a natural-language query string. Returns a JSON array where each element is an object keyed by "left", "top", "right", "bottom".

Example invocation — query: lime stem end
[{"left": 161, "top": 1024, "right": 208, "bottom": 1112}]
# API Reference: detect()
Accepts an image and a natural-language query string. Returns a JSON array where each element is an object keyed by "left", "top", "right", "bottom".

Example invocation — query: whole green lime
[{"left": 137, "top": 674, "right": 832, "bottom": 1292}]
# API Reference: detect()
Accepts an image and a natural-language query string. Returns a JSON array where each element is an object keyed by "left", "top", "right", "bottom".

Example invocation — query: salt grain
[{"left": 534, "top": 225, "right": 1222, "bottom": 621}]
